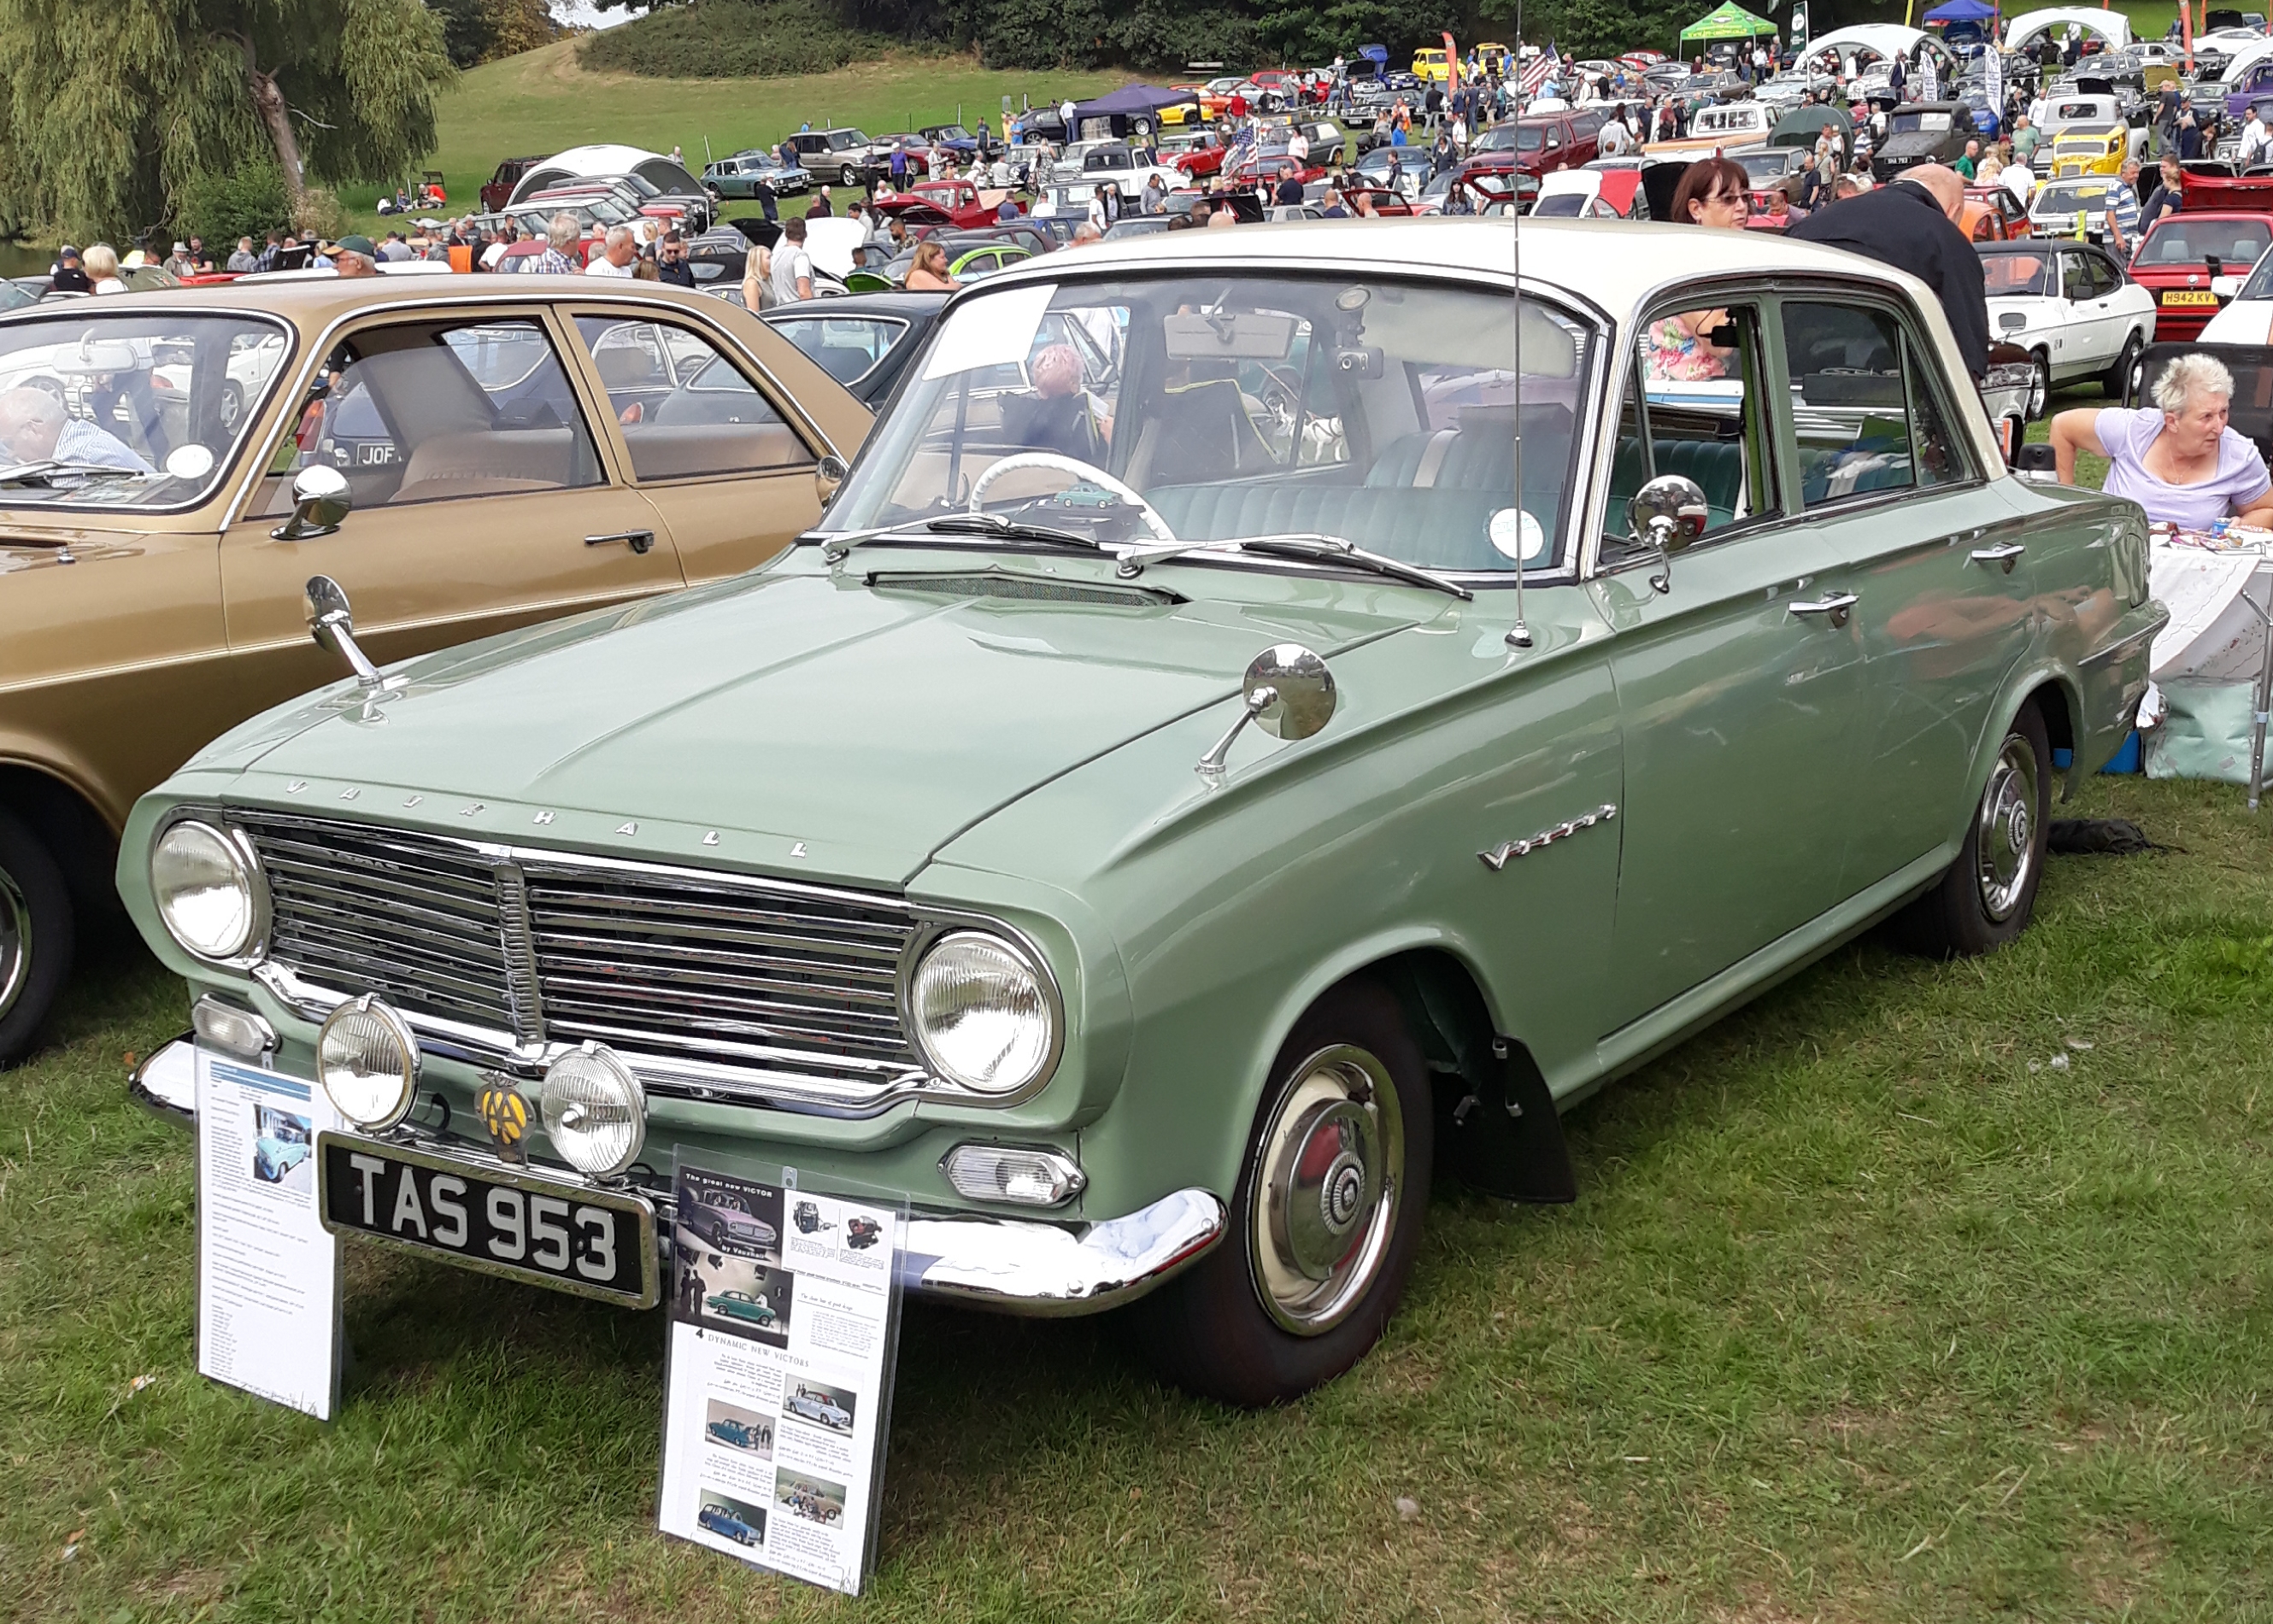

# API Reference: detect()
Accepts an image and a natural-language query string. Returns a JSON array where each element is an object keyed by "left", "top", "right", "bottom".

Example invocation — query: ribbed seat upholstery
[{"left": 1609, "top": 436, "right": 1747, "bottom": 528}]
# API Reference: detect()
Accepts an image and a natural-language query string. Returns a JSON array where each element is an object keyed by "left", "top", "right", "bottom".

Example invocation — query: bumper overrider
[{"left": 132, "top": 1035, "right": 1226, "bottom": 1315}]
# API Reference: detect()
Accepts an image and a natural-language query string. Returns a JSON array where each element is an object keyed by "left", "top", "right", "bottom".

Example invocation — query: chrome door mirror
[
  {"left": 816, "top": 452, "right": 849, "bottom": 507},
  {"left": 1626, "top": 473, "right": 1709, "bottom": 595},
  {"left": 304, "top": 573, "right": 385, "bottom": 690},
  {"left": 272, "top": 464, "right": 351, "bottom": 542},
  {"left": 1196, "top": 643, "right": 1337, "bottom": 777}
]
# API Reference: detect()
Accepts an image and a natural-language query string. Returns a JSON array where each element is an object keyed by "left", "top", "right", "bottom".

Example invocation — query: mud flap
[{"left": 1438, "top": 1039, "right": 1576, "bottom": 1205}]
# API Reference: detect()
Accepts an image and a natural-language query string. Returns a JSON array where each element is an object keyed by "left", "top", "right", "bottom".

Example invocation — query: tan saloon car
[{"left": 0, "top": 278, "right": 870, "bottom": 1062}]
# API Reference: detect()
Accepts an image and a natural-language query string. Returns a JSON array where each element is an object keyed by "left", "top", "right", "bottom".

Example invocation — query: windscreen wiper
[
  {"left": 0, "top": 460, "right": 156, "bottom": 487},
  {"left": 820, "top": 511, "right": 1111, "bottom": 564},
  {"left": 1112, "top": 532, "right": 1472, "bottom": 601}
]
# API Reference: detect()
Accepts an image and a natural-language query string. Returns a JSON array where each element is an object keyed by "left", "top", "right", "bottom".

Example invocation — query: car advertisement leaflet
[
  {"left": 194, "top": 1048, "right": 343, "bottom": 1420},
  {"left": 657, "top": 1160, "right": 903, "bottom": 1595}
]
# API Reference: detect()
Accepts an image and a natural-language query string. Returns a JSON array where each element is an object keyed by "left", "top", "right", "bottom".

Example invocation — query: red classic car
[
  {"left": 1162, "top": 130, "right": 1231, "bottom": 179},
  {"left": 2128, "top": 210, "right": 2273, "bottom": 342},
  {"left": 895, "top": 179, "right": 1000, "bottom": 229}
]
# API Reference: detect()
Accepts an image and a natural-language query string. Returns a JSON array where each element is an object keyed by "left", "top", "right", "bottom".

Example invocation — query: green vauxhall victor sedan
[{"left": 122, "top": 221, "right": 2161, "bottom": 1405}]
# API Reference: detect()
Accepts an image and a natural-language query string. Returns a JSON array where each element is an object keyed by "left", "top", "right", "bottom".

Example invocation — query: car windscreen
[
  {"left": 0, "top": 313, "right": 291, "bottom": 509},
  {"left": 1734, "top": 152, "right": 1792, "bottom": 181},
  {"left": 2035, "top": 183, "right": 2110, "bottom": 214},
  {"left": 1982, "top": 252, "right": 2058, "bottom": 296},
  {"left": 1532, "top": 193, "right": 1589, "bottom": 215},
  {"left": 821, "top": 273, "right": 1597, "bottom": 576},
  {"left": 2135, "top": 219, "right": 2273, "bottom": 266},
  {"left": 1890, "top": 111, "right": 1953, "bottom": 133},
  {"left": 1514, "top": 126, "right": 1548, "bottom": 150}
]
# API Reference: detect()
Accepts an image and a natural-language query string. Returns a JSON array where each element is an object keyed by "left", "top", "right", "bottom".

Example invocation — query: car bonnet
[{"left": 194, "top": 560, "right": 1445, "bottom": 887}]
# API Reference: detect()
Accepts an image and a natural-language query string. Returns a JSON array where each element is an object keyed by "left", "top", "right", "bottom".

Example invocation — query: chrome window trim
[{"left": 220, "top": 807, "right": 1060, "bottom": 1118}]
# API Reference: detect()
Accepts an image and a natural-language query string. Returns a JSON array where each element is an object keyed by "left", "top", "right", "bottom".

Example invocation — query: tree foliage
[
  {"left": 431, "top": 0, "right": 559, "bottom": 68},
  {"left": 0, "top": 0, "right": 455, "bottom": 242}
]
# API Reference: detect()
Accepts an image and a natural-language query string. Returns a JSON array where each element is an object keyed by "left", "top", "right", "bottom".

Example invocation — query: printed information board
[
  {"left": 656, "top": 1158, "right": 903, "bottom": 1595},
  {"left": 194, "top": 1049, "right": 343, "bottom": 1420}
]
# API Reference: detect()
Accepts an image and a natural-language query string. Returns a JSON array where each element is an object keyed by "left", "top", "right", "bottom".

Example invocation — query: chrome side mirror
[
  {"left": 816, "top": 452, "right": 849, "bottom": 507},
  {"left": 1196, "top": 643, "right": 1337, "bottom": 777},
  {"left": 1626, "top": 473, "right": 1709, "bottom": 595},
  {"left": 304, "top": 574, "right": 385, "bottom": 690},
  {"left": 272, "top": 464, "right": 351, "bottom": 542}
]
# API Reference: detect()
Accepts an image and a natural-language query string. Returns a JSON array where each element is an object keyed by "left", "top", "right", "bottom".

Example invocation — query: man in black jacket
[{"left": 1784, "top": 164, "right": 1989, "bottom": 379}]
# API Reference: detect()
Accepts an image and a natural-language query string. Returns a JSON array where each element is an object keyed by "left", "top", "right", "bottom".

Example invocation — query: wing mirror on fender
[
  {"left": 816, "top": 452, "right": 849, "bottom": 507},
  {"left": 304, "top": 574, "right": 387, "bottom": 692},
  {"left": 272, "top": 464, "right": 351, "bottom": 542},
  {"left": 1626, "top": 473, "right": 1708, "bottom": 595},
  {"left": 1195, "top": 644, "right": 1337, "bottom": 777}
]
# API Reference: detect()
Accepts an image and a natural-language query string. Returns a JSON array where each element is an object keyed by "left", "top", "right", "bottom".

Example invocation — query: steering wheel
[{"left": 966, "top": 452, "right": 1178, "bottom": 542}]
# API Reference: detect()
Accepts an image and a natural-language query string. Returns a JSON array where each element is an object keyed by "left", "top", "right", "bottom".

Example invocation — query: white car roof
[{"left": 541, "top": 144, "right": 673, "bottom": 173}]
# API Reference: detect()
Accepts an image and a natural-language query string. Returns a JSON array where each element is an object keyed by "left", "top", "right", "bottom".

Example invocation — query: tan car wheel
[
  {"left": 0, "top": 806, "right": 73, "bottom": 1069},
  {"left": 1132, "top": 977, "right": 1432, "bottom": 1406}
]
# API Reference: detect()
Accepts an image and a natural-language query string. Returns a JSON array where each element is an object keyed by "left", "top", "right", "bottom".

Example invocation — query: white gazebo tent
[
  {"left": 1803, "top": 24, "right": 1960, "bottom": 75},
  {"left": 2001, "top": 7, "right": 2134, "bottom": 53}
]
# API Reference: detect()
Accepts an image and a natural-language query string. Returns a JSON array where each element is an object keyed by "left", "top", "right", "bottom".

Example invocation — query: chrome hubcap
[
  {"left": 2029, "top": 362, "right": 2048, "bottom": 419},
  {"left": 1249, "top": 1044, "right": 1404, "bottom": 1336},
  {"left": 0, "top": 866, "right": 29, "bottom": 1023},
  {"left": 1976, "top": 735, "right": 2041, "bottom": 923}
]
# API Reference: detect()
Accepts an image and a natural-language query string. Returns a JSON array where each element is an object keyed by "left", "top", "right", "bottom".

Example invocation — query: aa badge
[{"left": 477, "top": 1076, "right": 532, "bottom": 1162}]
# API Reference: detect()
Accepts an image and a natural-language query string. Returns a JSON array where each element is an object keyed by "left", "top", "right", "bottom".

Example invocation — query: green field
[
  {"left": 9, "top": 772, "right": 2273, "bottom": 1621},
  {"left": 340, "top": 40, "right": 1120, "bottom": 231}
]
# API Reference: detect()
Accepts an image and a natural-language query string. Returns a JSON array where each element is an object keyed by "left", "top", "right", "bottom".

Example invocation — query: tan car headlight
[
  {"left": 150, "top": 819, "right": 261, "bottom": 961},
  {"left": 540, "top": 1043, "right": 647, "bottom": 1176},
  {"left": 908, "top": 930, "right": 1059, "bottom": 1095},
  {"left": 317, "top": 995, "right": 420, "bottom": 1129}
]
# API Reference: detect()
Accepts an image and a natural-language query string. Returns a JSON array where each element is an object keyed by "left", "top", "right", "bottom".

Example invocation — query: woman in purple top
[{"left": 2048, "top": 353, "right": 2273, "bottom": 529}]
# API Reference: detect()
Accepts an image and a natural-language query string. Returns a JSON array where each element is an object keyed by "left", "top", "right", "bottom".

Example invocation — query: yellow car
[
  {"left": 1475, "top": 41, "right": 1512, "bottom": 74},
  {"left": 1413, "top": 47, "right": 1452, "bottom": 84},
  {"left": 1158, "top": 85, "right": 1207, "bottom": 126},
  {"left": 2048, "top": 123, "right": 2129, "bottom": 179}
]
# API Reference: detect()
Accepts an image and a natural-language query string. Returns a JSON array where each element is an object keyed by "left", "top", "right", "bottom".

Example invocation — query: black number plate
[{"left": 316, "top": 1132, "right": 658, "bottom": 1307}]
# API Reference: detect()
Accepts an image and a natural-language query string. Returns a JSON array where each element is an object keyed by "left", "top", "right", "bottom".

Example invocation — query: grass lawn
[
  {"left": 338, "top": 41, "right": 1121, "bottom": 233},
  {"left": 7, "top": 773, "right": 2273, "bottom": 1621}
]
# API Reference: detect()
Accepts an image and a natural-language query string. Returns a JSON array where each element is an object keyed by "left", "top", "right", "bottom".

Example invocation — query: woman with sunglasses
[{"left": 1649, "top": 157, "right": 1751, "bottom": 381}]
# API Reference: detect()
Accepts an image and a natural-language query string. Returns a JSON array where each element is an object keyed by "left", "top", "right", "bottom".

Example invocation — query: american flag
[{"left": 1519, "top": 47, "right": 1556, "bottom": 95}]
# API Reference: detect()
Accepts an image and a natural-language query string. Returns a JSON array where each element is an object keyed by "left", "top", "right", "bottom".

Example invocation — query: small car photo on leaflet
[
  {"left": 250, "top": 1105, "right": 314, "bottom": 1189},
  {"left": 776, "top": 1471, "right": 848, "bottom": 1526},
  {"left": 781, "top": 1380, "right": 856, "bottom": 1434},
  {"left": 696, "top": 1491, "right": 766, "bottom": 1548},
  {"left": 703, "top": 1398, "right": 774, "bottom": 1457}
]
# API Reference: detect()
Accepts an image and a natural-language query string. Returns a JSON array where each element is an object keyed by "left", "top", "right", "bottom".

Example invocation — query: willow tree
[{"left": 0, "top": 0, "right": 455, "bottom": 241}]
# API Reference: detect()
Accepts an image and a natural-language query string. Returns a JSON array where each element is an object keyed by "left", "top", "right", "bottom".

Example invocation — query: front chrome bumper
[{"left": 128, "top": 1037, "right": 1225, "bottom": 1316}]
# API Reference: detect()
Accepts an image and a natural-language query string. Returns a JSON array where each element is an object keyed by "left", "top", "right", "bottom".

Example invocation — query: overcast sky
[{"left": 550, "top": 2, "right": 631, "bottom": 29}]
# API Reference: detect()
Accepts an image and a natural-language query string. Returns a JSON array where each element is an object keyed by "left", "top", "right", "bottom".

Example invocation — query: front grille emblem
[{"left": 477, "top": 1076, "right": 532, "bottom": 1163}]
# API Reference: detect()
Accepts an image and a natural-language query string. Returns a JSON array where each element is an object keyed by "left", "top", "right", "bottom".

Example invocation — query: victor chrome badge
[{"left": 477, "top": 1076, "right": 532, "bottom": 1164}]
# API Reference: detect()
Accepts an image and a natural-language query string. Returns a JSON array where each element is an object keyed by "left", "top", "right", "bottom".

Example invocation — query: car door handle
[
  {"left": 1787, "top": 591, "right": 1859, "bottom": 629},
  {"left": 1971, "top": 542, "right": 2027, "bottom": 572},
  {"left": 586, "top": 530, "right": 655, "bottom": 555}
]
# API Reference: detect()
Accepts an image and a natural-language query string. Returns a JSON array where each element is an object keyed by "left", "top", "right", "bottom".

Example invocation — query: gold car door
[
  {"left": 220, "top": 308, "right": 684, "bottom": 706},
  {"left": 567, "top": 308, "right": 831, "bottom": 585}
]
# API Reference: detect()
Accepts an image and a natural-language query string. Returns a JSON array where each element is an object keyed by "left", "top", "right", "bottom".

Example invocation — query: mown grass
[
  {"left": 339, "top": 40, "right": 1120, "bottom": 232},
  {"left": 7, "top": 775, "right": 2273, "bottom": 1621}
]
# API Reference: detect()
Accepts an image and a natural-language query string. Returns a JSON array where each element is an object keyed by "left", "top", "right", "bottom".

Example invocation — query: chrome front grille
[
  {"left": 240, "top": 812, "right": 515, "bottom": 1030},
  {"left": 235, "top": 810, "right": 927, "bottom": 1108}
]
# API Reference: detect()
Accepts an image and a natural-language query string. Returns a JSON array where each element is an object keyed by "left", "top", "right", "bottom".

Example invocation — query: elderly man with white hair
[
  {"left": 0, "top": 386, "right": 152, "bottom": 473},
  {"left": 584, "top": 224, "right": 639, "bottom": 277},
  {"left": 2050, "top": 353, "right": 2273, "bottom": 530}
]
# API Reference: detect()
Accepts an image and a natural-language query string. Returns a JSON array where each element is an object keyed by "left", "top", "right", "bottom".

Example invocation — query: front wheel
[
  {"left": 2027, "top": 351, "right": 2052, "bottom": 420},
  {"left": 2107, "top": 331, "right": 2143, "bottom": 402},
  {"left": 1131, "top": 979, "right": 1433, "bottom": 1406},
  {"left": 1892, "top": 702, "right": 2051, "bottom": 958},
  {"left": 0, "top": 806, "right": 73, "bottom": 1069}
]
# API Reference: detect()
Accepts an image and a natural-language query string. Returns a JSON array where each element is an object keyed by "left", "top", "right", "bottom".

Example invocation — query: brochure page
[
  {"left": 657, "top": 1161, "right": 902, "bottom": 1595},
  {"left": 194, "top": 1048, "right": 342, "bottom": 1420}
]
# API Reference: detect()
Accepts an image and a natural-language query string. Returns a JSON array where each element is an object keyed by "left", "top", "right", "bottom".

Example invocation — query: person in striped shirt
[{"left": 2101, "top": 158, "right": 2143, "bottom": 259}]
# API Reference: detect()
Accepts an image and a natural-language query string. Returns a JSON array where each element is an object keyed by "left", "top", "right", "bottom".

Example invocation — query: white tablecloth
[{"left": 2148, "top": 546, "right": 2272, "bottom": 683}]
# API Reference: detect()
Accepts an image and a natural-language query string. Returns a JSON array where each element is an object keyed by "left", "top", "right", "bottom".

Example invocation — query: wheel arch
[{"left": 0, "top": 759, "right": 124, "bottom": 925}]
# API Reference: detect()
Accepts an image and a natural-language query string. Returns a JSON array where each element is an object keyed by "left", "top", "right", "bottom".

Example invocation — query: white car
[
  {"left": 784, "top": 1389, "right": 852, "bottom": 1429},
  {"left": 1979, "top": 239, "right": 2158, "bottom": 415},
  {"left": 2198, "top": 248, "right": 2273, "bottom": 342}
]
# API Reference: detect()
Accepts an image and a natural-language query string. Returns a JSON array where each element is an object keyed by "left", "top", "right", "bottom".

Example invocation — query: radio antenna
[{"left": 1507, "top": 13, "right": 1533, "bottom": 651}]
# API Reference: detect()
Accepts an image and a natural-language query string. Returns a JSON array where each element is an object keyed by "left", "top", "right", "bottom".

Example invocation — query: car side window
[
  {"left": 1778, "top": 301, "right": 1969, "bottom": 505},
  {"left": 574, "top": 314, "right": 809, "bottom": 480},
  {"left": 1604, "top": 296, "right": 1778, "bottom": 562},
  {"left": 771, "top": 315, "right": 911, "bottom": 385},
  {"left": 261, "top": 318, "right": 602, "bottom": 513}
]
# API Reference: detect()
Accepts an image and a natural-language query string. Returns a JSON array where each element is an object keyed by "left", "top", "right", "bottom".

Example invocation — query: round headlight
[
  {"left": 540, "top": 1043, "right": 647, "bottom": 1176},
  {"left": 908, "top": 930, "right": 1057, "bottom": 1095},
  {"left": 150, "top": 819, "right": 260, "bottom": 960},
  {"left": 316, "top": 995, "right": 419, "bottom": 1129}
]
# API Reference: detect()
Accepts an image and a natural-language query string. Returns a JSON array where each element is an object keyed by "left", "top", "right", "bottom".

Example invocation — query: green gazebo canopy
[{"left": 1680, "top": 1, "right": 1777, "bottom": 40}]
